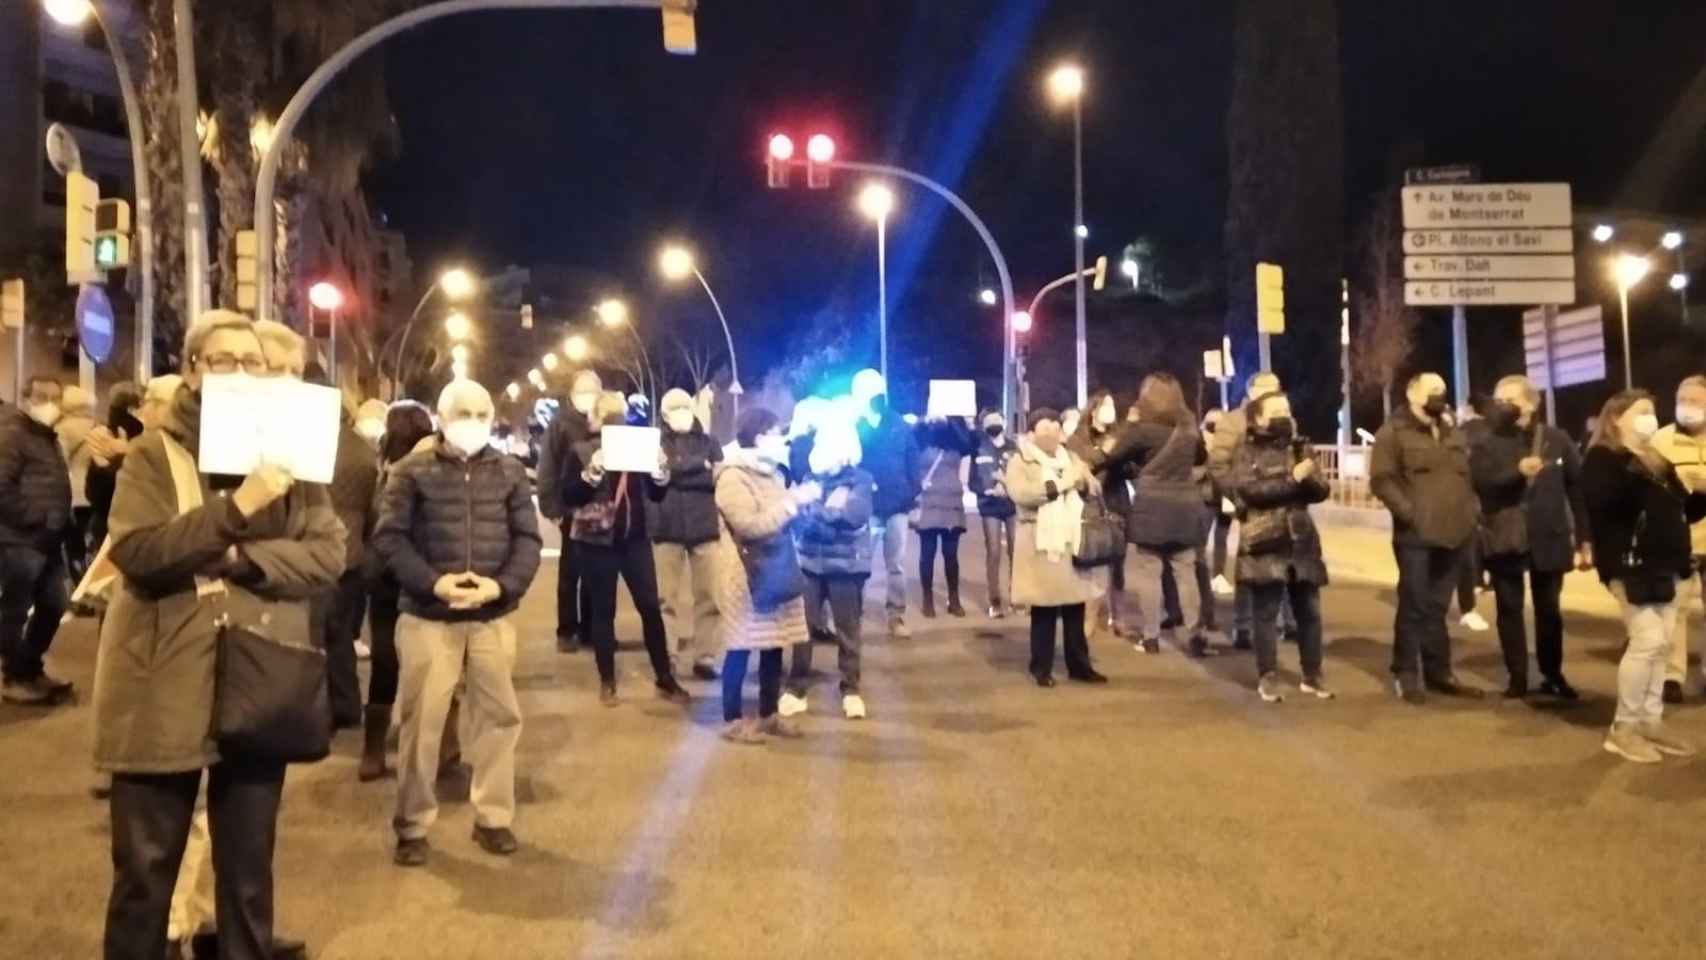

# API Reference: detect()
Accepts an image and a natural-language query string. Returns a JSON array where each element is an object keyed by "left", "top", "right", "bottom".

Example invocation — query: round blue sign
[{"left": 77, "top": 284, "right": 115, "bottom": 364}]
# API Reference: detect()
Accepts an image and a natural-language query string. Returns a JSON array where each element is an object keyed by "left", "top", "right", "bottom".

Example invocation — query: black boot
[
  {"left": 358, "top": 704, "right": 391, "bottom": 782},
  {"left": 946, "top": 581, "right": 966, "bottom": 617}
]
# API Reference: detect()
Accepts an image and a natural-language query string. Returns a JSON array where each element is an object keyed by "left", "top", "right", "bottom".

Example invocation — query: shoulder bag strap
[{"left": 920, "top": 449, "right": 947, "bottom": 492}]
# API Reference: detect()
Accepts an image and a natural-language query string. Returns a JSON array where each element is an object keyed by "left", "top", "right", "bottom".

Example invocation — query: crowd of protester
[{"left": 9, "top": 305, "right": 1706, "bottom": 957}]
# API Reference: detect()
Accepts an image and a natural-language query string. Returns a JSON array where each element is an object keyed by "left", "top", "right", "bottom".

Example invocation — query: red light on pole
[
  {"left": 1011, "top": 310, "right": 1033, "bottom": 333},
  {"left": 806, "top": 133, "right": 835, "bottom": 189},
  {"left": 766, "top": 133, "right": 794, "bottom": 188},
  {"left": 769, "top": 133, "right": 795, "bottom": 161}
]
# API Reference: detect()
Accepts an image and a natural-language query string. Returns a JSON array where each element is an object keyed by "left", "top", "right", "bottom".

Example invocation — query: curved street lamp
[
  {"left": 855, "top": 185, "right": 896, "bottom": 383},
  {"left": 595, "top": 298, "right": 656, "bottom": 403},
  {"left": 658, "top": 244, "right": 742, "bottom": 419},
  {"left": 389, "top": 267, "right": 475, "bottom": 398}
]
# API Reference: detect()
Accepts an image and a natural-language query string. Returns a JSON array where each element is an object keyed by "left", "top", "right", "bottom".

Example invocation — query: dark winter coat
[
  {"left": 327, "top": 416, "right": 380, "bottom": 575},
  {"left": 560, "top": 436, "right": 667, "bottom": 547},
  {"left": 969, "top": 433, "right": 1017, "bottom": 518},
  {"left": 1120, "top": 421, "right": 1208, "bottom": 548},
  {"left": 796, "top": 466, "right": 875, "bottom": 578},
  {"left": 1469, "top": 421, "right": 1588, "bottom": 572},
  {"left": 1229, "top": 431, "right": 1330, "bottom": 586},
  {"left": 1370, "top": 406, "right": 1479, "bottom": 550},
  {"left": 860, "top": 412, "right": 922, "bottom": 519},
  {"left": 1067, "top": 422, "right": 1136, "bottom": 516},
  {"left": 537, "top": 404, "right": 593, "bottom": 520},
  {"left": 373, "top": 443, "right": 543, "bottom": 622},
  {"left": 648, "top": 424, "right": 723, "bottom": 546},
  {"left": 0, "top": 405, "right": 72, "bottom": 550},
  {"left": 1580, "top": 446, "right": 1706, "bottom": 586}
]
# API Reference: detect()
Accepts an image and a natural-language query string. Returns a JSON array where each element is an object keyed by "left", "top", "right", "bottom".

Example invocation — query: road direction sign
[
  {"left": 1401, "top": 183, "right": 1573, "bottom": 229},
  {"left": 1404, "top": 280, "right": 1577, "bottom": 306},
  {"left": 76, "top": 284, "right": 115, "bottom": 364},
  {"left": 1404, "top": 255, "right": 1575, "bottom": 281},
  {"left": 1523, "top": 305, "right": 1605, "bottom": 390},
  {"left": 1403, "top": 228, "right": 1574, "bottom": 255},
  {"left": 1405, "top": 164, "right": 1481, "bottom": 186}
]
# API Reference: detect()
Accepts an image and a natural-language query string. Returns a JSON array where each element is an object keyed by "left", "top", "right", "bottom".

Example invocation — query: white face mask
[
  {"left": 443, "top": 419, "right": 492, "bottom": 457},
  {"left": 27, "top": 402, "right": 61, "bottom": 427},
  {"left": 571, "top": 392, "right": 598, "bottom": 415},
  {"left": 665, "top": 410, "right": 695, "bottom": 433},
  {"left": 755, "top": 433, "right": 789, "bottom": 465},
  {"left": 1631, "top": 413, "right": 1661, "bottom": 441},
  {"left": 1678, "top": 404, "right": 1706, "bottom": 430},
  {"left": 1095, "top": 402, "right": 1116, "bottom": 428}
]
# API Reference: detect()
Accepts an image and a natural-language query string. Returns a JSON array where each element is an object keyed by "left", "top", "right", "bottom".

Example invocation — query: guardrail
[{"left": 1311, "top": 443, "right": 1381, "bottom": 510}]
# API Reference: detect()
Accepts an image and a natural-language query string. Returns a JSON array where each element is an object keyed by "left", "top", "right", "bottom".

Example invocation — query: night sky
[{"left": 365, "top": 1, "right": 1706, "bottom": 397}]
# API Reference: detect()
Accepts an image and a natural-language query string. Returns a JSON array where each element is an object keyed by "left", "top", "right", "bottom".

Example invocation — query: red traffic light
[
  {"left": 806, "top": 134, "right": 836, "bottom": 163},
  {"left": 768, "top": 133, "right": 795, "bottom": 161},
  {"left": 308, "top": 281, "right": 344, "bottom": 311}
]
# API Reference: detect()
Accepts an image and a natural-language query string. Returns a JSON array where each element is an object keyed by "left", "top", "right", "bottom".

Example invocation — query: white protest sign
[
  {"left": 926, "top": 380, "right": 978, "bottom": 419},
  {"left": 199, "top": 375, "right": 342, "bottom": 483},
  {"left": 1203, "top": 349, "right": 1225, "bottom": 380},
  {"left": 601, "top": 425, "right": 662, "bottom": 473}
]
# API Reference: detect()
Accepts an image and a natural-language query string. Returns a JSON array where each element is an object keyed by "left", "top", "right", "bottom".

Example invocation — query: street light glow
[
  {"left": 595, "top": 298, "right": 629, "bottom": 327},
  {"left": 564, "top": 334, "right": 589, "bottom": 362},
  {"left": 1075, "top": 224, "right": 1089, "bottom": 240},
  {"left": 1592, "top": 224, "right": 1615, "bottom": 243},
  {"left": 1614, "top": 254, "right": 1652, "bottom": 289},
  {"left": 1671, "top": 273, "right": 1690, "bottom": 291},
  {"left": 541, "top": 352, "right": 559, "bottom": 371},
  {"left": 1120, "top": 259, "right": 1139, "bottom": 278},
  {"left": 506, "top": 382, "right": 521, "bottom": 400},
  {"left": 1662, "top": 231, "right": 1684, "bottom": 250},
  {"left": 307, "top": 281, "right": 344, "bottom": 311},
  {"left": 806, "top": 133, "right": 836, "bottom": 164},
  {"left": 658, "top": 245, "right": 695, "bottom": 281},
  {"left": 249, "top": 115, "right": 275, "bottom": 155},
  {"left": 1011, "top": 310, "right": 1033, "bottom": 333},
  {"left": 450, "top": 343, "right": 470, "bottom": 364},
  {"left": 768, "top": 133, "right": 795, "bottom": 161},
  {"left": 439, "top": 268, "right": 475, "bottom": 300},
  {"left": 1048, "top": 63, "right": 1086, "bottom": 103},
  {"left": 444, "top": 311, "right": 471, "bottom": 341},
  {"left": 528, "top": 368, "right": 543, "bottom": 384},
  {"left": 979, "top": 288, "right": 998, "bottom": 306},
  {"left": 451, "top": 359, "right": 469, "bottom": 379},
  {"left": 857, "top": 182, "right": 895, "bottom": 221},
  {"left": 43, "top": 0, "right": 93, "bottom": 26}
]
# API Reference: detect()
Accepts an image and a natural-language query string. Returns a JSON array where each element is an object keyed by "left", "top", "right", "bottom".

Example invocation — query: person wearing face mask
[
  {"left": 1066, "top": 389, "right": 1139, "bottom": 638},
  {"left": 969, "top": 408, "right": 1018, "bottom": 617},
  {"left": 562, "top": 392, "right": 690, "bottom": 707},
  {"left": 1370, "top": 372, "right": 1484, "bottom": 703},
  {"left": 714, "top": 408, "right": 823, "bottom": 741},
  {"left": 1649, "top": 375, "right": 1706, "bottom": 704},
  {"left": 1469, "top": 375, "right": 1589, "bottom": 701},
  {"left": 1229, "top": 390, "right": 1333, "bottom": 702},
  {"left": 374, "top": 378, "right": 542, "bottom": 864},
  {"left": 911, "top": 414, "right": 978, "bottom": 619},
  {"left": 650, "top": 389, "right": 724, "bottom": 681},
  {"left": 1582, "top": 389, "right": 1706, "bottom": 763},
  {"left": 539, "top": 369, "right": 602, "bottom": 654},
  {"left": 0, "top": 375, "right": 74, "bottom": 703},
  {"left": 1006, "top": 408, "right": 1107, "bottom": 687},
  {"left": 852, "top": 369, "right": 922, "bottom": 639},
  {"left": 1208, "top": 370, "right": 1282, "bottom": 651}
]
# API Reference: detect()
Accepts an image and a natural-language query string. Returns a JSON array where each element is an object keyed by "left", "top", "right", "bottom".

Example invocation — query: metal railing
[{"left": 1311, "top": 444, "right": 1381, "bottom": 510}]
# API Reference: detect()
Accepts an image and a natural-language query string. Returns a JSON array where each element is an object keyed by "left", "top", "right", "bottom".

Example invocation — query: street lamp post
[
  {"left": 388, "top": 267, "right": 474, "bottom": 399},
  {"left": 658, "top": 245, "right": 742, "bottom": 422},
  {"left": 1049, "top": 62, "right": 1088, "bottom": 408},
  {"left": 43, "top": 0, "right": 154, "bottom": 382},
  {"left": 1663, "top": 230, "right": 1688, "bottom": 325},
  {"left": 857, "top": 183, "right": 896, "bottom": 383},
  {"left": 595, "top": 298, "right": 655, "bottom": 406},
  {"left": 1614, "top": 253, "right": 1651, "bottom": 389},
  {"left": 307, "top": 280, "right": 344, "bottom": 377}
]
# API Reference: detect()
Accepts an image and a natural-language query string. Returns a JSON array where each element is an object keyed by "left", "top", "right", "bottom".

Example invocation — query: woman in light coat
[
  {"left": 1005, "top": 407, "right": 1107, "bottom": 688},
  {"left": 714, "top": 408, "right": 823, "bottom": 742}
]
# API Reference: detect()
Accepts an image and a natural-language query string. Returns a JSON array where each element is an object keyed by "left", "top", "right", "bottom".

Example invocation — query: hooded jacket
[
  {"left": 0, "top": 405, "right": 73, "bottom": 549},
  {"left": 649, "top": 421, "right": 723, "bottom": 545},
  {"left": 859, "top": 408, "right": 921, "bottom": 518}
]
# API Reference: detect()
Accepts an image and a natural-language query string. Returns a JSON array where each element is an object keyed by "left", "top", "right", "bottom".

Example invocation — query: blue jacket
[{"left": 796, "top": 467, "right": 875, "bottom": 578}]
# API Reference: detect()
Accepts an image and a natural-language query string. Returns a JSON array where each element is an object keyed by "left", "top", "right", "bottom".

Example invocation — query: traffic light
[
  {"left": 805, "top": 134, "right": 835, "bottom": 189},
  {"left": 1, "top": 279, "right": 22, "bottom": 330},
  {"left": 235, "top": 230, "right": 258, "bottom": 311},
  {"left": 520, "top": 304, "right": 534, "bottom": 330},
  {"left": 65, "top": 170, "right": 98, "bottom": 282},
  {"left": 94, "top": 198, "right": 131, "bottom": 270},
  {"left": 766, "top": 134, "right": 793, "bottom": 189},
  {"left": 1092, "top": 255, "right": 1108, "bottom": 291},
  {"left": 660, "top": 0, "right": 697, "bottom": 55},
  {"left": 1255, "top": 261, "right": 1285, "bottom": 334}
]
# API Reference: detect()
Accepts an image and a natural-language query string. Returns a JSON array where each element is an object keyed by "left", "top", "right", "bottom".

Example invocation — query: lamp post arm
[{"left": 693, "top": 266, "right": 740, "bottom": 392}]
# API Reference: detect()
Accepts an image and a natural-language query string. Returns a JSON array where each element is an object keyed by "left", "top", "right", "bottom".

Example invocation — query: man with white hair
[{"left": 374, "top": 379, "right": 542, "bottom": 866}]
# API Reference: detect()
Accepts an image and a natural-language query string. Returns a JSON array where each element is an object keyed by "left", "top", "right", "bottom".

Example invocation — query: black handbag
[
  {"left": 213, "top": 619, "right": 332, "bottom": 764},
  {"left": 738, "top": 533, "right": 806, "bottom": 613},
  {"left": 1073, "top": 492, "right": 1125, "bottom": 568}
]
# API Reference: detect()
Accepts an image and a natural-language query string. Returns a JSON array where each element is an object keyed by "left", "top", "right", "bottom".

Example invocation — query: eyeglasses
[{"left": 196, "top": 353, "right": 269, "bottom": 375}]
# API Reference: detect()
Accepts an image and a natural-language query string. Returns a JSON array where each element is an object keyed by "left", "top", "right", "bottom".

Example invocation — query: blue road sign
[{"left": 77, "top": 283, "right": 115, "bottom": 364}]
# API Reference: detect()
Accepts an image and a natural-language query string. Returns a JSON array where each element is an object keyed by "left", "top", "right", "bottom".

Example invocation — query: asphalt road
[{"left": 3, "top": 524, "right": 1704, "bottom": 959}]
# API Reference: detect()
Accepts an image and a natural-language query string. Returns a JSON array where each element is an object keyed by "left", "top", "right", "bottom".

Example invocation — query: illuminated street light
[
  {"left": 979, "top": 288, "right": 998, "bottom": 306},
  {"left": 391, "top": 265, "right": 477, "bottom": 400},
  {"left": 506, "top": 382, "right": 521, "bottom": 400},
  {"left": 439, "top": 267, "right": 475, "bottom": 300},
  {"left": 857, "top": 183, "right": 895, "bottom": 221},
  {"left": 1011, "top": 311, "right": 1033, "bottom": 333},
  {"left": 1049, "top": 60, "right": 1090, "bottom": 407},
  {"left": 444, "top": 311, "right": 471, "bottom": 341},
  {"left": 564, "top": 334, "right": 589, "bottom": 362},
  {"left": 451, "top": 359, "right": 469, "bottom": 379},
  {"left": 249, "top": 115, "right": 275, "bottom": 156},
  {"left": 1121, "top": 259, "right": 1139, "bottom": 278},
  {"left": 43, "top": 0, "right": 93, "bottom": 27},
  {"left": 658, "top": 245, "right": 695, "bottom": 281},
  {"left": 541, "top": 352, "right": 559, "bottom": 371},
  {"left": 1613, "top": 253, "right": 1652, "bottom": 389},
  {"left": 1592, "top": 224, "right": 1615, "bottom": 243},
  {"left": 450, "top": 343, "right": 470, "bottom": 364},
  {"left": 857, "top": 183, "right": 897, "bottom": 380},
  {"left": 1075, "top": 224, "right": 1089, "bottom": 240},
  {"left": 1662, "top": 231, "right": 1684, "bottom": 251},
  {"left": 528, "top": 368, "right": 543, "bottom": 384},
  {"left": 595, "top": 298, "right": 629, "bottom": 327},
  {"left": 308, "top": 281, "right": 344, "bottom": 311},
  {"left": 1671, "top": 273, "right": 1690, "bottom": 292},
  {"left": 657, "top": 244, "right": 743, "bottom": 413},
  {"left": 1047, "top": 63, "right": 1085, "bottom": 103}
]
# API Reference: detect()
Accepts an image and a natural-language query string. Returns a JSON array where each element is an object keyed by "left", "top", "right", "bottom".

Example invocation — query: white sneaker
[
  {"left": 1211, "top": 574, "right": 1235, "bottom": 597},
  {"left": 842, "top": 693, "right": 867, "bottom": 719},
  {"left": 777, "top": 692, "right": 809, "bottom": 717},
  {"left": 1459, "top": 611, "right": 1490, "bottom": 632},
  {"left": 354, "top": 640, "right": 372, "bottom": 661}
]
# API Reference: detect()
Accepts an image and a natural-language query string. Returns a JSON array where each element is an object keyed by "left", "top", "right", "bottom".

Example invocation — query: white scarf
[{"left": 1029, "top": 442, "right": 1084, "bottom": 561}]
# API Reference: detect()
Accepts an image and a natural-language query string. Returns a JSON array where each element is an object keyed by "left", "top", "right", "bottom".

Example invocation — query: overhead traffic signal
[
  {"left": 1256, "top": 261, "right": 1285, "bottom": 334},
  {"left": 235, "top": 230, "right": 259, "bottom": 311},
  {"left": 1092, "top": 255, "right": 1108, "bottom": 291},
  {"left": 94, "top": 198, "right": 131, "bottom": 270},
  {"left": 64, "top": 170, "right": 98, "bottom": 282},
  {"left": 766, "top": 134, "right": 793, "bottom": 188},
  {"left": 806, "top": 134, "right": 835, "bottom": 189}
]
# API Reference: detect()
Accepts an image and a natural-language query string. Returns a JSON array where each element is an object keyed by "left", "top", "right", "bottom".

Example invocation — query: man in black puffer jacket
[
  {"left": 374, "top": 380, "right": 542, "bottom": 867},
  {"left": 0, "top": 376, "right": 74, "bottom": 703},
  {"left": 650, "top": 389, "right": 723, "bottom": 680}
]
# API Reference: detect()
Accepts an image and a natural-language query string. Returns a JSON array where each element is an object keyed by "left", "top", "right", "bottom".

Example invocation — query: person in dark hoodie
[
  {"left": 650, "top": 388, "right": 723, "bottom": 680},
  {"left": 538, "top": 369, "right": 601, "bottom": 653},
  {"left": 561, "top": 392, "right": 691, "bottom": 707},
  {"left": 1370, "top": 372, "right": 1484, "bottom": 704},
  {"left": 852, "top": 369, "right": 921, "bottom": 639},
  {"left": 969, "top": 408, "right": 1018, "bottom": 617}
]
